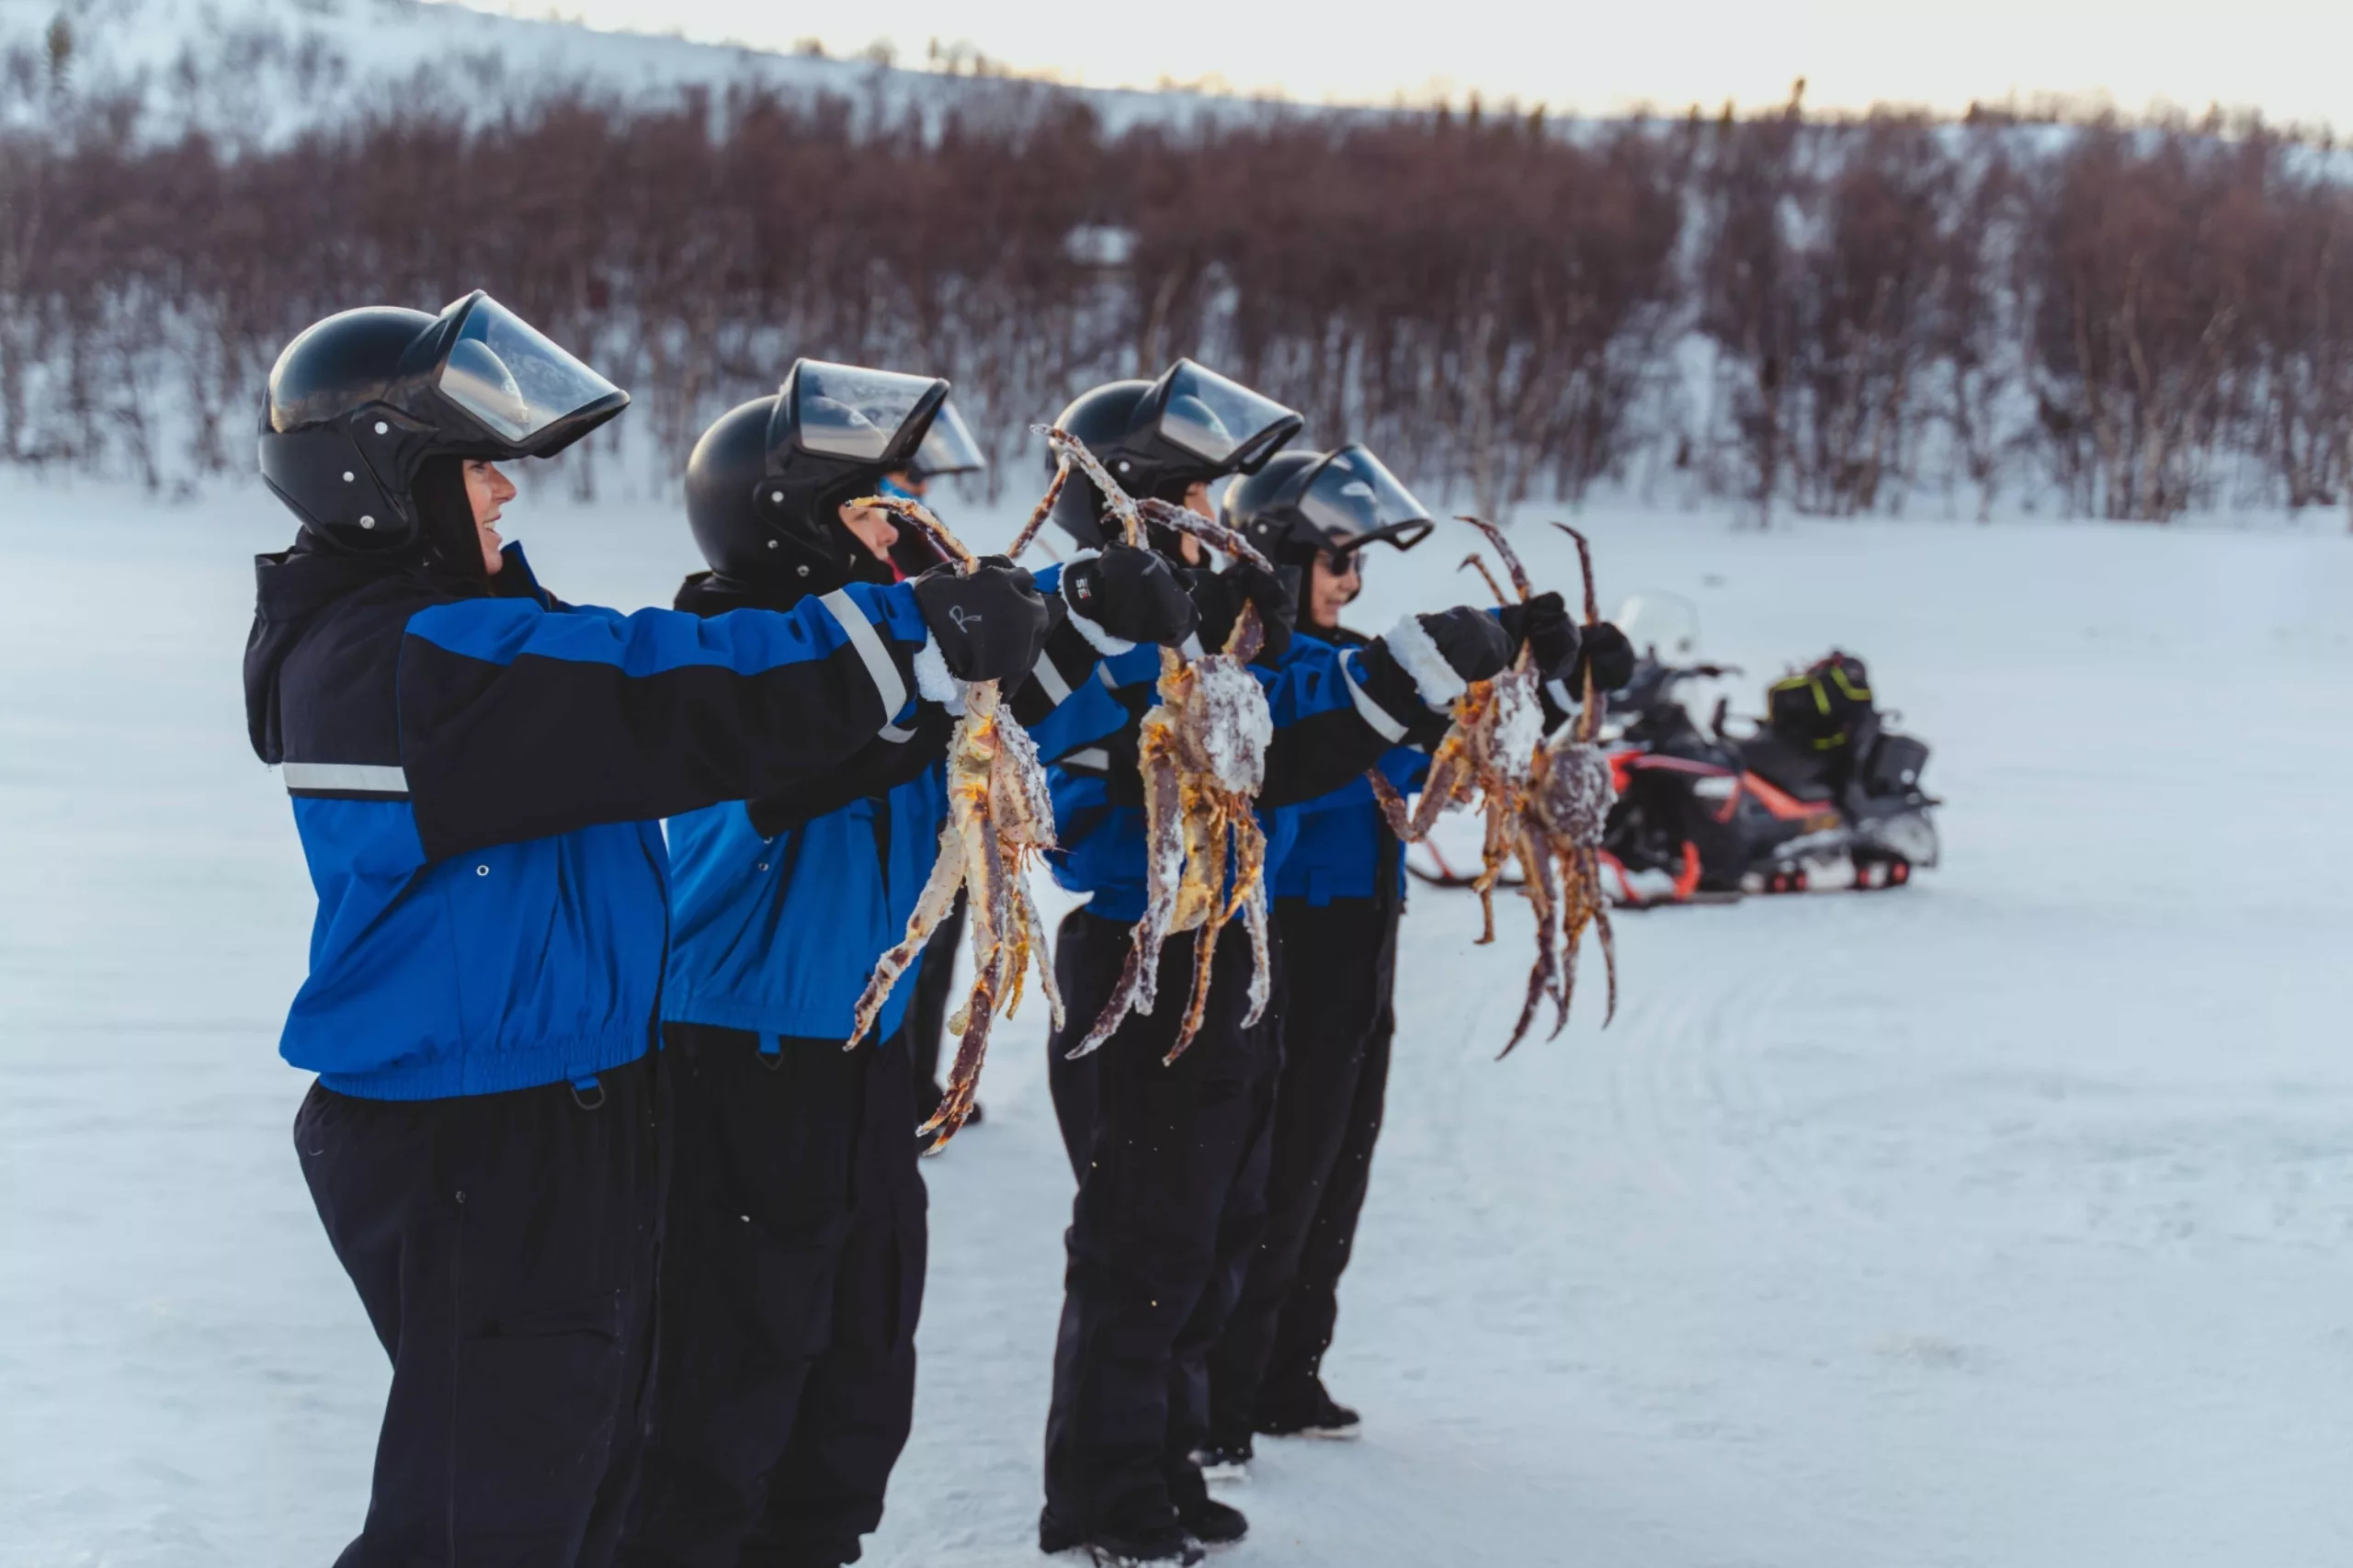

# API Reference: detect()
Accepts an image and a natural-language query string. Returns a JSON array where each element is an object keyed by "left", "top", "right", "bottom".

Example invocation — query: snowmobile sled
[{"left": 1599, "top": 638, "right": 1939, "bottom": 905}]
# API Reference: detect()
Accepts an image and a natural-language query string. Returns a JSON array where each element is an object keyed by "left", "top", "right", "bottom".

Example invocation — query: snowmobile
[{"left": 1597, "top": 609, "right": 1939, "bottom": 904}]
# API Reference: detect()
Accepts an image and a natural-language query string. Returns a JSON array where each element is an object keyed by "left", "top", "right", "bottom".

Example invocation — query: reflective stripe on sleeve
[
  {"left": 282, "top": 762, "right": 410, "bottom": 795},
  {"left": 1029, "top": 647, "right": 1074, "bottom": 708},
  {"left": 817, "top": 590, "right": 911, "bottom": 734},
  {"left": 1340, "top": 654, "right": 1410, "bottom": 745}
]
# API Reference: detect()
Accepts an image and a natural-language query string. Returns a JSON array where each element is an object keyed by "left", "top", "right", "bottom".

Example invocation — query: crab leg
[
  {"left": 1070, "top": 742, "right": 1187, "bottom": 1058},
  {"left": 851, "top": 494, "right": 979, "bottom": 571},
  {"left": 1502, "top": 824, "right": 1560, "bottom": 1057},
  {"left": 1165, "top": 809, "right": 1236, "bottom": 1064},
  {"left": 1032, "top": 425, "right": 1146, "bottom": 547},
  {"left": 1005, "top": 453, "right": 1074, "bottom": 561},
  {"left": 1233, "top": 816, "right": 1272, "bottom": 1027},
  {"left": 922, "top": 741, "right": 1017, "bottom": 1143},
  {"left": 1459, "top": 552, "right": 1513, "bottom": 609},
  {"left": 1223, "top": 602, "right": 1266, "bottom": 665},
  {"left": 1552, "top": 523, "right": 1608, "bottom": 736},
  {"left": 1457, "top": 515, "right": 1535, "bottom": 603},
  {"left": 1408, "top": 744, "right": 1474, "bottom": 840},
  {"left": 1136, "top": 496, "right": 1278, "bottom": 574},
  {"left": 1012, "top": 867, "right": 1066, "bottom": 1033},
  {"left": 848, "top": 822, "right": 968, "bottom": 1049}
]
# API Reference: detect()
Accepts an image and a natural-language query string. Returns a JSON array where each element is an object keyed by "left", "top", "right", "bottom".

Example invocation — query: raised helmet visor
[
  {"left": 771, "top": 360, "right": 950, "bottom": 469},
  {"left": 432, "top": 295, "right": 626, "bottom": 453},
  {"left": 1147, "top": 359, "right": 1303, "bottom": 474},
  {"left": 908, "top": 399, "right": 987, "bottom": 480},
  {"left": 1297, "top": 443, "right": 1434, "bottom": 554}
]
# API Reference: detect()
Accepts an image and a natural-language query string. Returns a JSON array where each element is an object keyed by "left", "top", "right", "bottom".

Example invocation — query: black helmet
[
  {"left": 1222, "top": 443, "right": 1436, "bottom": 570},
  {"left": 258, "top": 291, "right": 628, "bottom": 553},
  {"left": 1047, "top": 358, "right": 1303, "bottom": 549},
  {"left": 686, "top": 358, "right": 979, "bottom": 593}
]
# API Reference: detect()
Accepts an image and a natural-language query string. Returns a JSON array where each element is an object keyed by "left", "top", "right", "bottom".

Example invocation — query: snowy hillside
[
  {"left": 4, "top": 474, "right": 2351, "bottom": 1566},
  {"left": 11, "top": 0, "right": 1266, "bottom": 139}
]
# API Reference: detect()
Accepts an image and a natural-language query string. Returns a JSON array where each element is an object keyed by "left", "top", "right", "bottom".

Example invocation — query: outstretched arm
[{"left": 397, "top": 583, "right": 929, "bottom": 860}]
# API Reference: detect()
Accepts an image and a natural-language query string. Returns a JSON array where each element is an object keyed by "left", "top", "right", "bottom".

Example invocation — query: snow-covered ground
[{"left": 4, "top": 471, "right": 2351, "bottom": 1566}]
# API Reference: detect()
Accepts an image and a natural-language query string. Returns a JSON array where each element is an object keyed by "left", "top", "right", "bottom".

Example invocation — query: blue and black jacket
[
  {"left": 1270, "top": 626, "right": 1431, "bottom": 909},
  {"left": 660, "top": 561, "right": 1131, "bottom": 1048},
  {"left": 1041, "top": 624, "right": 1435, "bottom": 924},
  {"left": 244, "top": 537, "right": 927, "bottom": 1100}
]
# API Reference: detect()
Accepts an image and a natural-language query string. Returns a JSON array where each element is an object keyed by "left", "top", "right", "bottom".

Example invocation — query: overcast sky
[{"left": 481, "top": 0, "right": 2350, "bottom": 128}]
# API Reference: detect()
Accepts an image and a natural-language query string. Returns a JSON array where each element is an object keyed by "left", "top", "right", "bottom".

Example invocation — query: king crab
[
  {"left": 1012, "top": 426, "right": 1284, "bottom": 1066},
  {"left": 1366, "top": 517, "right": 1619, "bottom": 1053},
  {"left": 1525, "top": 524, "right": 1620, "bottom": 1039},
  {"left": 845, "top": 494, "right": 1063, "bottom": 1146}
]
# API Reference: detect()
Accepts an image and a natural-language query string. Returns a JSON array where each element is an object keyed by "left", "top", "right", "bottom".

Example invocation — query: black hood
[
  {"left": 245, "top": 537, "right": 415, "bottom": 763},
  {"left": 244, "top": 524, "right": 524, "bottom": 765}
]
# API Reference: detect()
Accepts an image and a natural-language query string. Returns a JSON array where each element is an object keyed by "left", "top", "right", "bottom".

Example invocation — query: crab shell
[
  {"left": 1165, "top": 655, "right": 1270, "bottom": 797},
  {"left": 1536, "top": 733, "right": 1616, "bottom": 849},
  {"left": 987, "top": 704, "right": 1057, "bottom": 853},
  {"left": 1472, "top": 669, "right": 1545, "bottom": 792}
]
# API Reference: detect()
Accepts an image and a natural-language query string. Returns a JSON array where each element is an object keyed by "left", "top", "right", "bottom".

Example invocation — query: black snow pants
[
  {"left": 294, "top": 1053, "right": 664, "bottom": 1568},
  {"left": 1041, "top": 907, "right": 1281, "bottom": 1544},
  {"left": 621, "top": 1024, "right": 927, "bottom": 1568},
  {"left": 1208, "top": 892, "right": 1400, "bottom": 1442}
]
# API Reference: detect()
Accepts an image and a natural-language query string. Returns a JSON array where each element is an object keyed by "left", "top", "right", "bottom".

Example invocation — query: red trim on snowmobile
[
  {"left": 1675, "top": 840, "right": 1703, "bottom": 900},
  {"left": 1740, "top": 771, "right": 1839, "bottom": 827}
]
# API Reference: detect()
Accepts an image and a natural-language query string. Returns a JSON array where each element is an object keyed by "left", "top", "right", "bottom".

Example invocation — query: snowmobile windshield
[
  {"left": 1614, "top": 591, "right": 1703, "bottom": 663},
  {"left": 435, "top": 296, "right": 623, "bottom": 450},
  {"left": 789, "top": 361, "right": 948, "bottom": 465},
  {"left": 909, "top": 399, "right": 986, "bottom": 479},
  {"left": 1297, "top": 444, "right": 1434, "bottom": 553},
  {"left": 1151, "top": 359, "right": 1302, "bottom": 473}
]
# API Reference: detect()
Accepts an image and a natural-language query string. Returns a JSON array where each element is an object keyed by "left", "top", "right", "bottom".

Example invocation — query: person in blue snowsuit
[
  {"left": 245, "top": 302, "right": 1051, "bottom": 1568},
  {"left": 1199, "top": 448, "right": 1636, "bottom": 1472},
  {"left": 1025, "top": 370, "right": 1586, "bottom": 1567},
  {"left": 620, "top": 366, "right": 1202, "bottom": 1568}
]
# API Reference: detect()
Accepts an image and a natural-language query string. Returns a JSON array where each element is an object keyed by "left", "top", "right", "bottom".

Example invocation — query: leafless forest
[{"left": 6, "top": 46, "right": 2351, "bottom": 524}]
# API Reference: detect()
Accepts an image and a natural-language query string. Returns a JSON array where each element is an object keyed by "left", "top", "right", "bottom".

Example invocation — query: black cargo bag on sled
[{"left": 1767, "top": 653, "right": 1929, "bottom": 798}]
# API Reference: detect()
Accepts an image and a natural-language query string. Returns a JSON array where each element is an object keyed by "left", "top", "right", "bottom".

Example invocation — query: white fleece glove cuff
[
  {"left": 1058, "top": 550, "right": 1138, "bottom": 657},
  {"left": 914, "top": 632, "right": 966, "bottom": 716},
  {"left": 1384, "top": 613, "right": 1467, "bottom": 710}
]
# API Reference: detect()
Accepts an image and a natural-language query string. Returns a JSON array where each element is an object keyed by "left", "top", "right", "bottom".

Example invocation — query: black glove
[
  {"left": 1355, "top": 607, "right": 1515, "bottom": 748},
  {"left": 1573, "top": 621, "right": 1636, "bottom": 695},
  {"left": 1061, "top": 543, "right": 1199, "bottom": 647},
  {"left": 1188, "top": 562, "right": 1295, "bottom": 665},
  {"left": 1495, "top": 591, "right": 1579, "bottom": 683},
  {"left": 1419, "top": 605, "right": 1513, "bottom": 685},
  {"left": 745, "top": 703, "right": 953, "bottom": 837},
  {"left": 913, "top": 556, "right": 1051, "bottom": 683}
]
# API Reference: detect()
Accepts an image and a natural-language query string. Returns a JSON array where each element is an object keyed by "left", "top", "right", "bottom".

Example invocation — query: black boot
[
  {"left": 1166, "top": 1458, "right": 1248, "bottom": 1548},
  {"left": 1176, "top": 1496, "right": 1247, "bottom": 1548},
  {"left": 1040, "top": 1512, "right": 1205, "bottom": 1566},
  {"left": 1256, "top": 1381, "right": 1361, "bottom": 1440}
]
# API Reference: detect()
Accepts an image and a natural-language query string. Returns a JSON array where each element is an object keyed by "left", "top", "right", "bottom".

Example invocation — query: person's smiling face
[{"left": 462, "top": 460, "right": 518, "bottom": 575}]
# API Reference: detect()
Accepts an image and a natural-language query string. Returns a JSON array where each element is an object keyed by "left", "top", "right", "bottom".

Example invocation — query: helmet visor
[
  {"left": 1297, "top": 444, "right": 1434, "bottom": 551},
  {"left": 436, "top": 296, "right": 622, "bottom": 449},
  {"left": 1153, "top": 359, "right": 1302, "bottom": 472},
  {"left": 791, "top": 361, "right": 947, "bottom": 464},
  {"left": 909, "top": 399, "right": 986, "bottom": 479}
]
